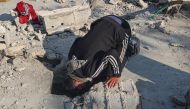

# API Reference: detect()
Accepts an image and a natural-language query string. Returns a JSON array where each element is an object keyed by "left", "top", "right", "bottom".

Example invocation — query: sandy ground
[{"left": 0, "top": 0, "right": 190, "bottom": 109}]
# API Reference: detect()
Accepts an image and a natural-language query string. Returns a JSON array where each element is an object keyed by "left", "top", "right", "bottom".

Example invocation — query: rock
[
  {"left": 108, "top": 0, "right": 121, "bottom": 5},
  {"left": 78, "top": 79, "right": 139, "bottom": 109},
  {"left": 6, "top": 45, "right": 26, "bottom": 57},
  {"left": 14, "top": 67, "right": 26, "bottom": 72},
  {"left": 138, "top": 0, "right": 148, "bottom": 8},
  {"left": 88, "top": 0, "right": 105, "bottom": 9},
  {"left": 38, "top": 4, "right": 91, "bottom": 35},
  {"left": 8, "top": 70, "right": 13, "bottom": 76},
  {"left": 0, "top": 43, "right": 6, "bottom": 50},
  {"left": 20, "top": 82, "right": 27, "bottom": 87},
  {"left": 26, "top": 24, "right": 34, "bottom": 32},
  {"left": 0, "top": 25, "right": 6, "bottom": 35},
  {"left": 34, "top": 31, "right": 44, "bottom": 41},
  {"left": 124, "top": 0, "right": 148, "bottom": 8},
  {"left": 143, "top": 46, "right": 150, "bottom": 50},
  {"left": 10, "top": 42, "right": 17, "bottom": 47},
  {"left": 169, "top": 42, "right": 184, "bottom": 47},
  {"left": 55, "top": 0, "right": 66, "bottom": 3},
  {"left": 25, "top": 47, "right": 46, "bottom": 58},
  {"left": 1, "top": 75, "right": 6, "bottom": 79}
]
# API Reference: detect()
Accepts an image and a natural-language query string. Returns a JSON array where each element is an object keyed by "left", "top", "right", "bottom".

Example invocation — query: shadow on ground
[
  {"left": 0, "top": 13, "right": 15, "bottom": 21},
  {"left": 126, "top": 54, "right": 190, "bottom": 109}
]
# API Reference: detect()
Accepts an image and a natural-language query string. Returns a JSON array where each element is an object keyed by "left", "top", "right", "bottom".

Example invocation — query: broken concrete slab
[
  {"left": 80, "top": 79, "right": 140, "bottom": 109},
  {"left": 38, "top": 4, "right": 91, "bottom": 35}
]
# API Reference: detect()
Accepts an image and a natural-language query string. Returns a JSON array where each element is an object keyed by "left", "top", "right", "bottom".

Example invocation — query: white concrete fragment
[
  {"left": 38, "top": 4, "right": 91, "bottom": 35},
  {"left": 139, "top": 0, "right": 148, "bottom": 8},
  {"left": 0, "top": 43, "right": 6, "bottom": 50},
  {"left": 6, "top": 45, "right": 26, "bottom": 56},
  {"left": 26, "top": 47, "right": 46, "bottom": 58},
  {"left": 0, "top": 25, "right": 6, "bottom": 35},
  {"left": 108, "top": 0, "right": 121, "bottom": 5},
  {"left": 14, "top": 67, "right": 26, "bottom": 72},
  {"left": 34, "top": 31, "right": 44, "bottom": 41}
]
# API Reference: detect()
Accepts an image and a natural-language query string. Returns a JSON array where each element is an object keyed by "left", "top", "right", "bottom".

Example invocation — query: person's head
[
  {"left": 16, "top": 1, "right": 29, "bottom": 16},
  {"left": 63, "top": 76, "right": 85, "bottom": 90}
]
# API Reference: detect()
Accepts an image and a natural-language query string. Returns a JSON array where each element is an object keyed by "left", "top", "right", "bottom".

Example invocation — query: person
[
  {"left": 11, "top": 1, "right": 39, "bottom": 24},
  {"left": 65, "top": 15, "right": 140, "bottom": 91}
]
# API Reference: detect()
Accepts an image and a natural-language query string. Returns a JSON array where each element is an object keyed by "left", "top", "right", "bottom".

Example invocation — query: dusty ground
[{"left": 0, "top": 0, "right": 190, "bottom": 109}]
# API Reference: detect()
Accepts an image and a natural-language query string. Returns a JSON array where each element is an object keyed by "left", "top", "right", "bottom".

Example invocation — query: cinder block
[{"left": 38, "top": 4, "right": 91, "bottom": 35}]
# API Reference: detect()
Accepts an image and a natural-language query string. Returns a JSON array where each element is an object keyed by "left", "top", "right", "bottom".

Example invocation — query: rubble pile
[{"left": 1, "top": 0, "right": 190, "bottom": 109}]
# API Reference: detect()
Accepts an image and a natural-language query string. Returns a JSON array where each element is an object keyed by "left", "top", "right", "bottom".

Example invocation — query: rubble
[
  {"left": 14, "top": 67, "right": 26, "bottom": 72},
  {"left": 6, "top": 45, "right": 26, "bottom": 57},
  {"left": 169, "top": 42, "right": 184, "bottom": 47},
  {"left": 62, "top": 79, "right": 139, "bottom": 109},
  {"left": 0, "top": 43, "right": 6, "bottom": 50},
  {"left": 0, "top": 25, "right": 6, "bottom": 35},
  {"left": 25, "top": 47, "right": 46, "bottom": 58},
  {"left": 108, "top": 0, "right": 121, "bottom": 5},
  {"left": 55, "top": 0, "right": 66, "bottom": 3},
  {"left": 38, "top": 4, "right": 91, "bottom": 35}
]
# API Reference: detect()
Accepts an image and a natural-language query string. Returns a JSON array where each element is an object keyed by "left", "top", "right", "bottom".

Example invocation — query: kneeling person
[{"left": 66, "top": 15, "right": 140, "bottom": 90}]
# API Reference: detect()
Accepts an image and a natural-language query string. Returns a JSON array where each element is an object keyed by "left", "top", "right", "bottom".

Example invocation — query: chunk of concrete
[
  {"left": 79, "top": 79, "right": 140, "bottom": 109},
  {"left": 0, "top": 43, "right": 6, "bottom": 50},
  {"left": 0, "top": 25, "right": 6, "bottom": 35},
  {"left": 6, "top": 45, "right": 26, "bottom": 57},
  {"left": 38, "top": 4, "right": 91, "bottom": 35}
]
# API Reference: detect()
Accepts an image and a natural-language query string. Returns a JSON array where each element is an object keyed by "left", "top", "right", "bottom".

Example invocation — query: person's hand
[{"left": 106, "top": 76, "right": 120, "bottom": 88}]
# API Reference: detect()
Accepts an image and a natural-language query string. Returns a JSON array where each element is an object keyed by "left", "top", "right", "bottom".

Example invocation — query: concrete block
[{"left": 38, "top": 4, "right": 91, "bottom": 35}]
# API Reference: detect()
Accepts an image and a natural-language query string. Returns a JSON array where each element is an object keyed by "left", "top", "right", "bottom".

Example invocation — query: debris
[
  {"left": 138, "top": 0, "right": 148, "bottom": 8},
  {"left": 0, "top": 43, "right": 6, "bottom": 50},
  {"left": 25, "top": 47, "right": 46, "bottom": 58},
  {"left": 55, "top": 0, "right": 66, "bottom": 3},
  {"left": 77, "top": 79, "right": 139, "bottom": 109},
  {"left": 14, "top": 67, "right": 26, "bottom": 72},
  {"left": 34, "top": 31, "right": 44, "bottom": 41},
  {"left": 6, "top": 45, "right": 26, "bottom": 57},
  {"left": 38, "top": 4, "right": 91, "bottom": 35},
  {"left": 169, "top": 42, "right": 184, "bottom": 47},
  {"left": 0, "top": 25, "right": 6, "bottom": 35},
  {"left": 125, "top": 0, "right": 148, "bottom": 8},
  {"left": 108, "top": 0, "right": 121, "bottom": 5},
  {"left": 0, "top": 75, "right": 6, "bottom": 80},
  {"left": 143, "top": 46, "right": 150, "bottom": 50},
  {"left": 8, "top": 70, "right": 13, "bottom": 76}
]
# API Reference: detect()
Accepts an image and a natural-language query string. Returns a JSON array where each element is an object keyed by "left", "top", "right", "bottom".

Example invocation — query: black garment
[{"left": 68, "top": 15, "right": 131, "bottom": 80}]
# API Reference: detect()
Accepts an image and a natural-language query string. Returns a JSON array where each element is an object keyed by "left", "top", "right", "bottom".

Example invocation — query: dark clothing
[{"left": 68, "top": 15, "right": 131, "bottom": 81}]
